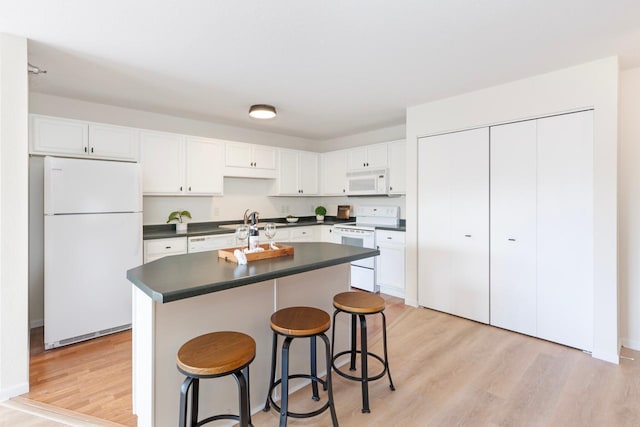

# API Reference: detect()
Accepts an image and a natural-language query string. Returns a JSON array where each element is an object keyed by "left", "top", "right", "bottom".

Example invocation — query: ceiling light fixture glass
[{"left": 249, "top": 104, "right": 277, "bottom": 119}]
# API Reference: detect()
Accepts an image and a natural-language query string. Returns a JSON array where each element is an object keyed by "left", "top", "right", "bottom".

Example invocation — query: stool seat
[
  {"left": 270, "top": 306, "right": 330, "bottom": 337},
  {"left": 177, "top": 331, "right": 256, "bottom": 377},
  {"left": 333, "top": 291, "right": 385, "bottom": 314}
]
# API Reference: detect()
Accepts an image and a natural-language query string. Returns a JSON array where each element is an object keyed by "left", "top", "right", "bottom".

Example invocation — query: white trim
[
  {"left": 621, "top": 338, "right": 640, "bottom": 351},
  {"left": 0, "top": 383, "right": 29, "bottom": 402},
  {"left": 29, "top": 319, "right": 44, "bottom": 329}
]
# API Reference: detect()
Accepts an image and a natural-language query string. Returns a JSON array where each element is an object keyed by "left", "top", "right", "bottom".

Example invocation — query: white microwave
[{"left": 346, "top": 169, "right": 389, "bottom": 195}]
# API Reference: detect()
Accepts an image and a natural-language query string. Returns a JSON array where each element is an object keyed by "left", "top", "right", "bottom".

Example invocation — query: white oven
[
  {"left": 332, "top": 206, "right": 400, "bottom": 293},
  {"left": 332, "top": 225, "right": 377, "bottom": 291}
]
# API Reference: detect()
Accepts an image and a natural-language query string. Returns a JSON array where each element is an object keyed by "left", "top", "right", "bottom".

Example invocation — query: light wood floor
[{"left": 23, "top": 295, "right": 640, "bottom": 426}]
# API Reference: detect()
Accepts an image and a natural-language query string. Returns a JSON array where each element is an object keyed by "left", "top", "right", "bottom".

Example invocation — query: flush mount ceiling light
[{"left": 249, "top": 104, "right": 277, "bottom": 119}]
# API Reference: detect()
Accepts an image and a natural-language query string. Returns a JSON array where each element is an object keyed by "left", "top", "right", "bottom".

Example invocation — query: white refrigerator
[{"left": 44, "top": 156, "right": 142, "bottom": 349}]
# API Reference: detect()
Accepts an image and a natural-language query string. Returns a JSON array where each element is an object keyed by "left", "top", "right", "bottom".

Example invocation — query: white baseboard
[
  {"left": 30, "top": 318, "right": 43, "bottom": 329},
  {"left": 0, "top": 382, "right": 29, "bottom": 402},
  {"left": 379, "top": 286, "right": 405, "bottom": 299},
  {"left": 621, "top": 337, "right": 640, "bottom": 351},
  {"left": 404, "top": 298, "right": 418, "bottom": 308}
]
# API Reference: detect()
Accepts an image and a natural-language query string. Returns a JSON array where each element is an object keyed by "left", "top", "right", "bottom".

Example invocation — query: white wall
[
  {"left": 29, "top": 93, "right": 317, "bottom": 151},
  {"left": 619, "top": 66, "right": 640, "bottom": 351},
  {"left": 0, "top": 33, "right": 29, "bottom": 400},
  {"left": 406, "top": 57, "right": 619, "bottom": 363},
  {"left": 321, "top": 124, "right": 406, "bottom": 152}
]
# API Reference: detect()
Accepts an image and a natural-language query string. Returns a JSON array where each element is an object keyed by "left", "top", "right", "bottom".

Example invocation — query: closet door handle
[
  {"left": 464, "top": 234, "right": 472, "bottom": 238},
  {"left": 508, "top": 238, "right": 516, "bottom": 241}
]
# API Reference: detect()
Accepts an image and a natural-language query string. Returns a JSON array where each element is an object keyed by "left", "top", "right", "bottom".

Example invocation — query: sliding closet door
[
  {"left": 537, "top": 110, "right": 594, "bottom": 351},
  {"left": 418, "top": 128, "right": 489, "bottom": 323},
  {"left": 490, "top": 120, "right": 537, "bottom": 336}
]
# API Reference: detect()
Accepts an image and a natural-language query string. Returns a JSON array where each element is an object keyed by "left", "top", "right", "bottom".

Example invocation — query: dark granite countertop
[
  {"left": 127, "top": 242, "right": 379, "bottom": 303},
  {"left": 144, "top": 216, "right": 405, "bottom": 240}
]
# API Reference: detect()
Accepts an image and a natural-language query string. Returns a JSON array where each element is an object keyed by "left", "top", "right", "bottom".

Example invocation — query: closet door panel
[
  {"left": 418, "top": 128, "right": 489, "bottom": 323},
  {"left": 418, "top": 135, "right": 453, "bottom": 312},
  {"left": 537, "top": 110, "right": 594, "bottom": 351},
  {"left": 490, "top": 120, "right": 537, "bottom": 336}
]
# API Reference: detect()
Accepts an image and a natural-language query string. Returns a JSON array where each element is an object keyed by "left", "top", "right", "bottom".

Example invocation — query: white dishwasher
[{"left": 188, "top": 234, "right": 236, "bottom": 253}]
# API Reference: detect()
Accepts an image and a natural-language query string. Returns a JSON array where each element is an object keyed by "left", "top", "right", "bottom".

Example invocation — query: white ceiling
[{"left": 2, "top": 1, "right": 640, "bottom": 140}]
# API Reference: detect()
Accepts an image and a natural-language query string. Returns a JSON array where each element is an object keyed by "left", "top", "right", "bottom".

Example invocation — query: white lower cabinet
[
  {"left": 143, "top": 237, "right": 187, "bottom": 263},
  {"left": 289, "top": 226, "right": 316, "bottom": 242},
  {"left": 419, "top": 110, "right": 594, "bottom": 351},
  {"left": 376, "top": 230, "right": 405, "bottom": 298}
]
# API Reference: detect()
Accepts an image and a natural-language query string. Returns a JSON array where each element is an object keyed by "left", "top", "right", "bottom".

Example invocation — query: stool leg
[
  {"left": 320, "top": 333, "right": 339, "bottom": 427},
  {"left": 310, "top": 335, "right": 320, "bottom": 401},
  {"left": 331, "top": 309, "right": 339, "bottom": 363},
  {"left": 263, "top": 331, "right": 278, "bottom": 412},
  {"left": 349, "top": 314, "right": 357, "bottom": 371},
  {"left": 359, "top": 314, "right": 370, "bottom": 413},
  {"left": 191, "top": 378, "right": 200, "bottom": 426},
  {"left": 381, "top": 311, "right": 396, "bottom": 391},
  {"left": 280, "top": 336, "right": 293, "bottom": 427},
  {"left": 243, "top": 365, "right": 253, "bottom": 425},
  {"left": 233, "top": 369, "right": 250, "bottom": 427},
  {"left": 179, "top": 376, "right": 194, "bottom": 427}
]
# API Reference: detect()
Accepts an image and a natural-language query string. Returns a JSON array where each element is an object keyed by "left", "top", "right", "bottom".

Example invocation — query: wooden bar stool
[
  {"left": 263, "top": 306, "right": 339, "bottom": 427},
  {"left": 331, "top": 291, "right": 395, "bottom": 413},
  {"left": 177, "top": 331, "right": 255, "bottom": 427}
]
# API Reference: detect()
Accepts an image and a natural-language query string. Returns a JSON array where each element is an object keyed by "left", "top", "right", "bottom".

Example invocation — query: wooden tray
[{"left": 218, "top": 243, "right": 294, "bottom": 263}]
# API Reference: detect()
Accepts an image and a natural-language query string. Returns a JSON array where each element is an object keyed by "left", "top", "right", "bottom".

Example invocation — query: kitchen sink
[{"left": 218, "top": 222, "right": 283, "bottom": 230}]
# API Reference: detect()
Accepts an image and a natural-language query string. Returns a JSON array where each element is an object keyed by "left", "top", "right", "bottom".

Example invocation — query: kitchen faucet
[
  {"left": 243, "top": 209, "right": 251, "bottom": 225},
  {"left": 244, "top": 209, "right": 259, "bottom": 225}
]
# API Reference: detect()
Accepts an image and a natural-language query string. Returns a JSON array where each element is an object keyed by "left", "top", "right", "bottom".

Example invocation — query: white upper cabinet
[
  {"left": 273, "top": 149, "right": 319, "bottom": 196},
  {"left": 347, "top": 142, "right": 388, "bottom": 170},
  {"left": 140, "top": 131, "right": 185, "bottom": 195},
  {"left": 224, "top": 141, "right": 277, "bottom": 178},
  {"left": 387, "top": 139, "right": 406, "bottom": 194},
  {"left": 30, "top": 114, "right": 138, "bottom": 161},
  {"left": 185, "top": 137, "right": 224, "bottom": 195},
  {"left": 320, "top": 150, "right": 348, "bottom": 195},
  {"left": 140, "top": 131, "right": 224, "bottom": 196}
]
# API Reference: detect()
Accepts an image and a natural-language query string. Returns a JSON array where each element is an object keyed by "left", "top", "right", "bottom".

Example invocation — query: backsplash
[{"left": 143, "top": 177, "right": 406, "bottom": 225}]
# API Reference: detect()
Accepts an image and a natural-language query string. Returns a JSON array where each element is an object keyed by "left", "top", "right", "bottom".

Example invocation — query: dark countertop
[
  {"left": 127, "top": 242, "right": 379, "bottom": 303},
  {"left": 144, "top": 216, "right": 405, "bottom": 240}
]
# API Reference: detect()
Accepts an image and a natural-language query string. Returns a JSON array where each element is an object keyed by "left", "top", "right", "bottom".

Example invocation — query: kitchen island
[{"left": 127, "top": 242, "right": 379, "bottom": 427}]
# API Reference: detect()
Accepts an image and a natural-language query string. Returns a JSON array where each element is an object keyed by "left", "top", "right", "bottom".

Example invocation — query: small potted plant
[
  {"left": 315, "top": 206, "right": 327, "bottom": 222},
  {"left": 167, "top": 210, "right": 192, "bottom": 233}
]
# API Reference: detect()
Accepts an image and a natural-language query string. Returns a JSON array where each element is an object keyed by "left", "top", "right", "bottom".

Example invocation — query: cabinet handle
[
  {"left": 377, "top": 245, "right": 380, "bottom": 250},
  {"left": 508, "top": 238, "right": 516, "bottom": 241},
  {"left": 91, "top": 147, "right": 94, "bottom": 153},
  {"left": 188, "top": 186, "right": 191, "bottom": 191},
  {"left": 390, "top": 186, "right": 393, "bottom": 190},
  {"left": 84, "top": 146, "right": 87, "bottom": 153},
  {"left": 165, "top": 246, "right": 172, "bottom": 249},
  {"left": 342, "top": 189, "right": 346, "bottom": 193},
  {"left": 387, "top": 237, "right": 392, "bottom": 240},
  {"left": 363, "top": 162, "right": 366, "bottom": 167},
  {"left": 464, "top": 234, "right": 472, "bottom": 237},
  {"left": 180, "top": 186, "right": 183, "bottom": 191},
  {"left": 366, "top": 162, "right": 369, "bottom": 166}
]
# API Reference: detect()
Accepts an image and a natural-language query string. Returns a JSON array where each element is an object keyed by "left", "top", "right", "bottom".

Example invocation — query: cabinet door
[
  {"left": 253, "top": 146, "right": 276, "bottom": 170},
  {"left": 299, "top": 151, "right": 319, "bottom": 195},
  {"left": 366, "top": 143, "right": 388, "bottom": 169},
  {"left": 387, "top": 140, "right": 406, "bottom": 194},
  {"left": 186, "top": 137, "right": 224, "bottom": 195},
  {"left": 30, "top": 115, "right": 88, "bottom": 155},
  {"left": 376, "top": 231, "right": 405, "bottom": 298},
  {"left": 347, "top": 147, "right": 368, "bottom": 170},
  {"left": 225, "top": 142, "right": 252, "bottom": 168},
  {"left": 418, "top": 128, "right": 489, "bottom": 323},
  {"left": 140, "top": 132, "right": 185, "bottom": 195},
  {"left": 490, "top": 120, "right": 537, "bottom": 336},
  {"left": 277, "top": 149, "right": 300, "bottom": 195},
  {"left": 290, "top": 227, "right": 315, "bottom": 242},
  {"left": 536, "top": 111, "right": 593, "bottom": 351},
  {"left": 321, "top": 150, "right": 348, "bottom": 195},
  {"left": 89, "top": 124, "right": 138, "bottom": 161}
]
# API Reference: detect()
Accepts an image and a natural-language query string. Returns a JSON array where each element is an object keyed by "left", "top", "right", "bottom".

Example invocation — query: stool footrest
[
  {"left": 266, "top": 373, "right": 331, "bottom": 419},
  {"left": 196, "top": 414, "right": 254, "bottom": 427},
  {"left": 332, "top": 350, "right": 388, "bottom": 383}
]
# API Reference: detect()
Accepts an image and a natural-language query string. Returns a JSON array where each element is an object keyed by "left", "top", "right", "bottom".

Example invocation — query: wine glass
[
  {"left": 264, "top": 223, "right": 277, "bottom": 249},
  {"left": 235, "top": 225, "right": 249, "bottom": 248}
]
